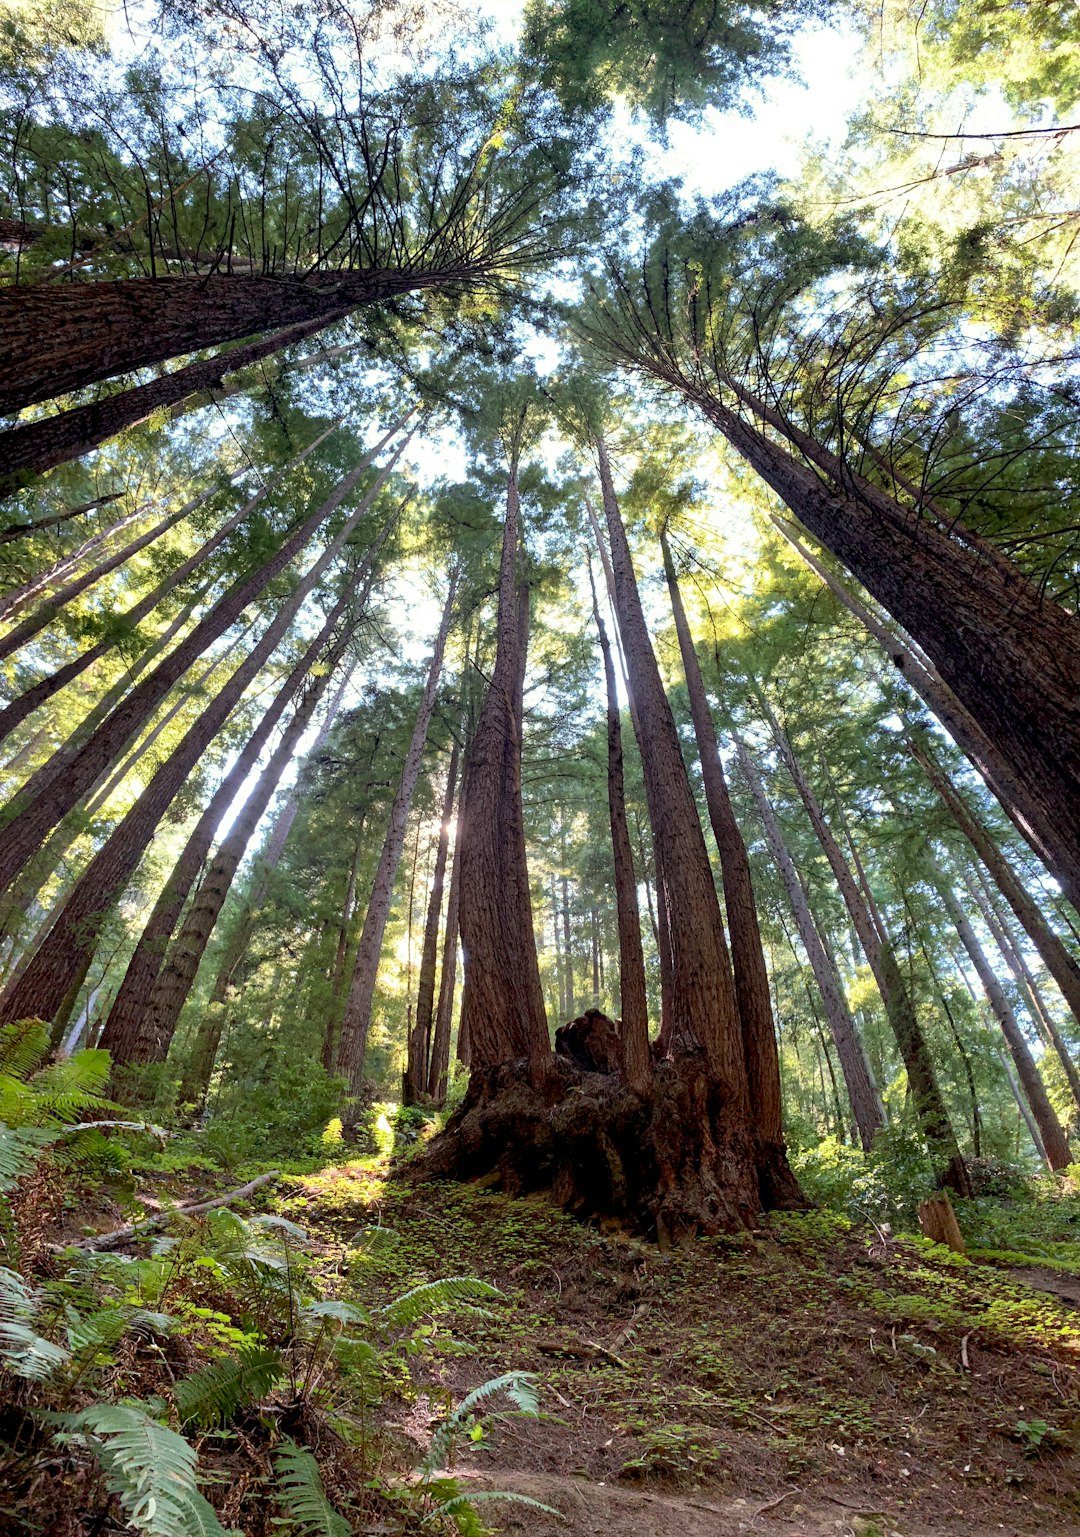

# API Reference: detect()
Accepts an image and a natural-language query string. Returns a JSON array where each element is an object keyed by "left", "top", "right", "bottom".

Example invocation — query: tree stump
[
  {"left": 555, "top": 1009, "right": 623, "bottom": 1074},
  {"left": 918, "top": 1191, "right": 966, "bottom": 1253}
]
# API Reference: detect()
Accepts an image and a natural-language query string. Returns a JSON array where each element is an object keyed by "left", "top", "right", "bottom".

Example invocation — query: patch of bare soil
[{"left": 287, "top": 1166, "right": 1080, "bottom": 1537}]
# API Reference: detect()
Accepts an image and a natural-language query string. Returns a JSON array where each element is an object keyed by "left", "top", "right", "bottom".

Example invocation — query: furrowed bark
[
  {"left": 662, "top": 532, "right": 793, "bottom": 1197},
  {"left": 0, "top": 414, "right": 409, "bottom": 892},
  {"left": 427, "top": 815, "right": 463, "bottom": 1103},
  {"left": 0, "top": 448, "right": 403, "bottom": 1024}
]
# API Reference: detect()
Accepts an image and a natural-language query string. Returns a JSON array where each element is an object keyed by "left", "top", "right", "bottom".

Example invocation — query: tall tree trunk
[
  {"left": 0, "top": 416, "right": 409, "bottom": 892},
  {"left": 336, "top": 574, "right": 458, "bottom": 1090},
  {"left": 597, "top": 441, "right": 745, "bottom": 1080},
  {"left": 0, "top": 498, "right": 153, "bottom": 621},
  {"left": 0, "top": 266, "right": 494, "bottom": 415},
  {"left": 937, "top": 878, "right": 1071, "bottom": 1169},
  {"left": 662, "top": 531, "right": 794, "bottom": 1200},
  {"left": 764, "top": 710, "right": 969, "bottom": 1193},
  {"left": 909, "top": 731, "right": 1080, "bottom": 1027},
  {"left": 0, "top": 317, "right": 345, "bottom": 494},
  {"left": 693, "top": 391, "right": 1080, "bottom": 912},
  {"left": 100, "top": 579, "right": 364, "bottom": 1064},
  {"left": 734, "top": 732, "right": 884, "bottom": 1152},
  {"left": 591, "top": 911, "right": 601, "bottom": 1009},
  {"left": 589, "top": 564, "right": 651, "bottom": 1093},
  {"left": 0, "top": 491, "right": 214, "bottom": 663},
  {"left": 0, "top": 456, "right": 399, "bottom": 1025},
  {"left": 560, "top": 873, "right": 574, "bottom": 1020},
  {"left": 967, "top": 871, "right": 1080, "bottom": 1113},
  {"left": 772, "top": 514, "right": 1064, "bottom": 885},
  {"left": 0, "top": 491, "right": 122, "bottom": 547},
  {"left": 405, "top": 740, "right": 460, "bottom": 1104},
  {"left": 143, "top": 629, "right": 358, "bottom": 1063},
  {"left": 550, "top": 874, "right": 565, "bottom": 1021},
  {"left": 0, "top": 422, "right": 340, "bottom": 747},
  {"left": 427, "top": 807, "right": 463, "bottom": 1103}
]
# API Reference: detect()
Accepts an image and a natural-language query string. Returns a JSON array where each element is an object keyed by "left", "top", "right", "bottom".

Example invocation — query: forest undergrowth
[{"left": 4, "top": 1034, "right": 1080, "bottom": 1537}]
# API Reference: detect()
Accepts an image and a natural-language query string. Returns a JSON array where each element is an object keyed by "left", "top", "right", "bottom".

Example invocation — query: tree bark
[
  {"left": 938, "top": 878, "right": 1072, "bottom": 1170},
  {"left": 0, "top": 415, "right": 409, "bottom": 893},
  {"left": 589, "top": 564, "right": 651, "bottom": 1094},
  {"left": 0, "top": 422, "right": 341, "bottom": 747},
  {"left": 773, "top": 515, "right": 1065, "bottom": 891},
  {"left": 405, "top": 740, "right": 459, "bottom": 1104},
  {"left": 734, "top": 732, "right": 884, "bottom": 1151},
  {"left": 426, "top": 810, "right": 463, "bottom": 1103},
  {"left": 560, "top": 872, "right": 575, "bottom": 1020},
  {"left": 0, "top": 266, "right": 490, "bottom": 416},
  {"left": 100, "top": 579, "right": 362, "bottom": 1064},
  {"left": 909, "top": 730, "right": 1080, "bottom": 1029},
  {"left": 0, "top": 317, "right": 348, "bottom": 494},
  {"left": 336, "top": 574, "right": 458, "bottom": 1090},
  {"left": 0, "top": 454, "right": 400, "bottom": 1025},
  {"left": 662, "top": 532, "right": 794, "bottom": 1196},
  {"left": 0, "top": 498, "right": 152, "bottom": 622},
  {"left": 694, "top": 392, "right": 1080, "bottom": 914},
  {"left": 764, "top": 710, "right": 969, "bottom": 1192}
]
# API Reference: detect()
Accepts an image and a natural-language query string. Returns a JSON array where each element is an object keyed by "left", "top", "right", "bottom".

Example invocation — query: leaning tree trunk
[
  {"left": 143, "top": 636, "right": 356, "bottom": 1062},
  {"left": 0, "top": 498, "right": 152, "bottom": 621},
  {"left": 405, "top": 740, "right": 460, "bottom": 1105},
  {"left": 0, "top": 422, "right": 341, "bottom": 747},
  {"left": 0, "top": 417, "right": 409, "bottom": 893},
  {"left": 765, "top": 709, "right": 970, "bottom": 1194},
  {"left": 0, "top": 317, "right": 345, "bottom": 495},
  {"left": 772, "top": 515, "right": 1065, "bottom": 892},
  {"left": 0, "top": 266, "right": 485, "bottom": 416},
  {"left": 99, "top": 575, "right": 364, "bottom": 1064},
  {"left": 0, "top": 491, "right": 122, "bottom": 546},
  {"left": 336, "top": 575, "right": 459, "bottom": 1091},
  {"left": 589, "top": 564, "right": 651, "bottom": 1095},
  {"left": 937, "top": 877, "right": 1072, "bottom": 1170},
  {"left": 0, "top": 456, "right": 398, "bottom": 1026},
  {"left": 909, "top": 730, "right": 1080, "bottom": 1027},
  {"left": 734, "top": 732, "right": 885, "bottom": 1152},
  {"left": 966, "top": 871, "right": 1080, "bottom": 1114},
  {"left": 694, "top": 391, "right": 1080, "bottom": 913},
  {"left": 662, "top": 532, "right": 796, "bottom": 1202}
]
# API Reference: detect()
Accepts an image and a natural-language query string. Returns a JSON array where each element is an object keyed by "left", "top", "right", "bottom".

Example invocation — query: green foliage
[
  {"left": 53, "top": 1404, "right": 230, "bottom": 1537},
  {"left": 172, "top": 1345, "right": 285, "bottom": 1430},
  {"left": 271, "top": 1440, "right": 351, "bottom": 1537},
  {"left": 792, "top": 1125, "right": 939, "bottom": 1225}
]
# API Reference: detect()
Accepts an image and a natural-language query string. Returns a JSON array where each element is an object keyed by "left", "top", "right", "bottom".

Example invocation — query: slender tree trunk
[
  {"left": 0, "top": 498, "right": 153, "bottom": 621},
  {"left": 405, "top": 740, "right": 459, "bottom": 1103},
  {"left": 0, "top": 422, "right": 341, "bottom": 746},
  {"left": 144, "top": 634, "right": 357, "bottom": 1063},
  {"left": 428, "top": 816, "right": 464, "bottom": 1101},
  {"left": 336, "top": 575, "right": 458, "bottom": 1089},
  {"left": 0, "top": 316, "right": 346, "bottom": 494},
  {"left": 997, "top": 1049, "right": 1049, "bottom": 1164},
  {"left": 772, "top": 515, "right": 1065, "bottom": 886},
  {"left": 0, "top": 416, "right": 408, "bottom": 893},
  {"left": 907, "top": 890, "right": 985, "bottom": 1157},
  {"left": 968, "top": 871, "right": 1080, "bottom": 1113},
  {"left": 550, "top": 875, "right": 565, "bottom": 1021},
  {"left": 909, "top": 732, "right": 1080, "bottom": 1026},
  {"left": 560, "top": 873, "right": 575, "bottom": 1019},
  {"left": 591, "top": 911, "right": 600, "bottom": 1009},
  {"left": 0, "top": 458, "right": 398, "bottom": 1025},
  {"left": 662, "top": 532, "right": 794, "bottom": 1198},
  {"left": 0, "top": 492, "right": 214, "bottom": 663},
  {"left": 0, "top": 265, "right": 496, "bottom": 415},
  {"left": 693, "top": 391, "right": 1080, "bottom": 912},
  {"left": 764, "top": 710, "right": 969, "bottom": 1193},
  {"left": 0, "top": 491, "right": 122, "bottom": 546},
  {"left": 734, "top": 733, "right": 884, "bottom": 1151},
  {"left": 589, "top": 564, "right": 651, "bottom": 1093},
  {"left": 937, "top": 877, "right": 1071, "bottom": 1168},
  {"left": 100, "top": 581, "right": 363, "bottom": 1063}
]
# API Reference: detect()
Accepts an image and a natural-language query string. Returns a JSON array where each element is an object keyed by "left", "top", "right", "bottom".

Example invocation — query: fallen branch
[{"left": 72, "top": 1171, "right": 281, "bottom": 1253}]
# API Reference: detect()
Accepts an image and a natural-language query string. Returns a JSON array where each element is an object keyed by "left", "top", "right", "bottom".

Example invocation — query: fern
[
  {"left": 0, "top": 1264, "right": 70, "bottom": 1379},
  {"left": 53, "top": 1403, "right": 231, "bottom": 1537},
  {"left": 22, "top": 1049, "right": 111, "bottom": 1127},
  {"left": 272, "top": 1438, "right": 351, "bottom": 1537},
  {"left": 0, "top": 1019, "right": 49, "bottom": 1081},
  {"left": 380, "top": 1276, "right": 500, "bottom": 1331},
  {"left": 422, "top": 1373, "right": 540, "bottom": 1477},
  {"left": 172, "top": 1345, "right": 284, "bottom": 1429},
  {"left": 422, "top": 1489, "right": 559, "bottom": 1530},
  {"left": 0, "top": 1122, "right": 53, "bottom": 1189}
]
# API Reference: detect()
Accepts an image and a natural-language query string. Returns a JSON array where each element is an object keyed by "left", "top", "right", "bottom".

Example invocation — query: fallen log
[{"left": 73, "top": 1170, "right": 281, "bottom": 1252}]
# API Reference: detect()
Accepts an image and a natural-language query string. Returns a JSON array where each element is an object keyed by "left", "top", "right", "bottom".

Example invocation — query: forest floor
[{"left": 257, "top": 1158, "right": 1080, "bottom": 1537}]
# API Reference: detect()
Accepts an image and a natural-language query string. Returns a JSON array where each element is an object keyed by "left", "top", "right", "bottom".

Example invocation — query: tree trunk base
[{"left": 406, "top": 1050, "right": 803, "bottom": 1242}]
